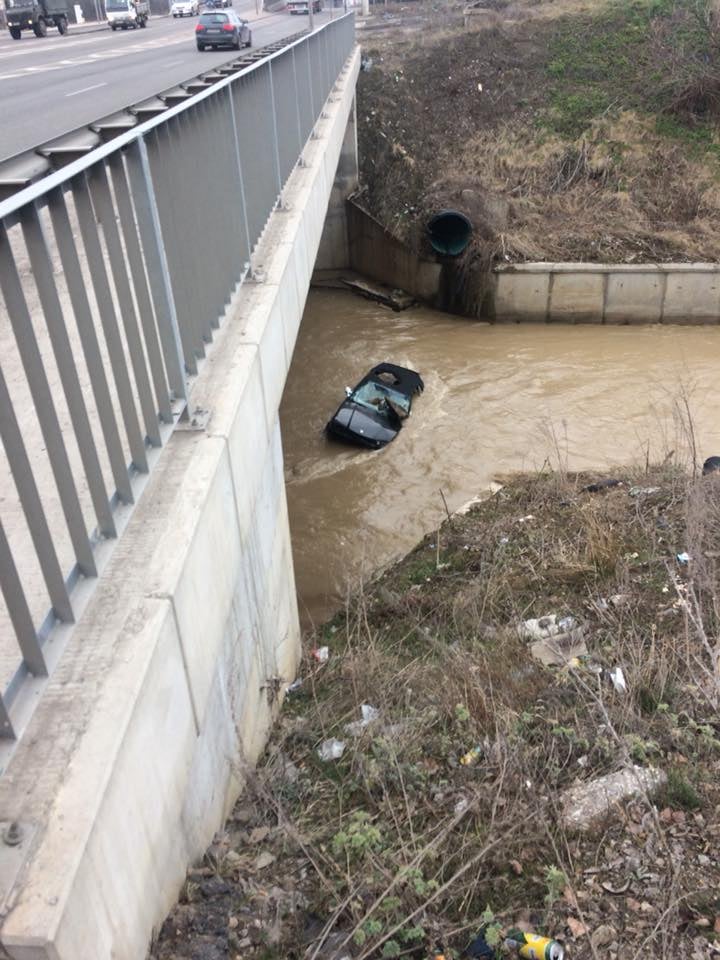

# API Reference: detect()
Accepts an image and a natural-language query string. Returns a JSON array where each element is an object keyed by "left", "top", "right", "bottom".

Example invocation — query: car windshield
[
  {"left": 200, "top": 12, "right": 227, "bottom": 21},
  {"left": 351, "top": 381, "right": 410, "bottom": 417},
  {"left": 106, "top": 0, "right": 130, "bottom": 10}
]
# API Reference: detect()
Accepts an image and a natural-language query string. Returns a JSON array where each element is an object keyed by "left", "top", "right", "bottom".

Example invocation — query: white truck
[
  {"left": 287, "top": 0, "right": 321, "bottom": 12},
  {"left": 105, "top": 0, "right": 148, "bottom": 29}
]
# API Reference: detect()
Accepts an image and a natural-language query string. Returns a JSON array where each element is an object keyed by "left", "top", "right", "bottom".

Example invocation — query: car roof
[{"left": 357, "top": 362, "right": 424, "bottom": 399}]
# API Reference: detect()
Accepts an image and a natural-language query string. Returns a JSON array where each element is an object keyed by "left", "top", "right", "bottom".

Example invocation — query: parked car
[
  {"left": 196, "top": 9, "right": 249, "bottom": 48},
  {"left": 325, "top": 363, "right": 424, "bottom": 449},
  {"left": 171, "top": 0, "right": 198, "bottom": 15}
]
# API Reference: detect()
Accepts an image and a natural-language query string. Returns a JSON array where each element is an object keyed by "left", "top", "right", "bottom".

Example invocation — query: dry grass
[
  {"left": 356, "top": 0, "right": 720, "bottom": 313},
  {"left": 151, "top": 459, "right": 720, "bottom": 960}
]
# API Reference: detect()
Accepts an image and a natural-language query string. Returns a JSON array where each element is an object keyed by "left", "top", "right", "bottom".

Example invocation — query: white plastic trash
[{"left": 317, "top": 739, "right": 346, "bottom": 761}]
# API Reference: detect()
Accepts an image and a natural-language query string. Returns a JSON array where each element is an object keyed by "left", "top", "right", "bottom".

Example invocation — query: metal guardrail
[{"left": 0, "top": 12, "right": 355, "bottom": 741}]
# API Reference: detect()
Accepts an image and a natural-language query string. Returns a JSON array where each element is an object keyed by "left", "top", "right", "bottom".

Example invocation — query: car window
[
  {"left": 353, "top": 382, "right": 410, "bottom": 415},
  {"left": 200, "top": 12, "right": 228, "bottom": 21}
]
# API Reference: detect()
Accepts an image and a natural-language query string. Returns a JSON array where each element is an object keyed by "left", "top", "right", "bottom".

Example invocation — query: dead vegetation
[
  {"left": 355, "top": 0, "right": 720, "bottom": 303},
  {"left": 151, "top": 454, "right": 720, "bottom": 960}
]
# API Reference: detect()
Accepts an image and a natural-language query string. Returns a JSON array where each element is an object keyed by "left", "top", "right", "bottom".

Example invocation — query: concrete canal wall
[{"left": 492, "top": 263, "right": 720, "bottom": 324}]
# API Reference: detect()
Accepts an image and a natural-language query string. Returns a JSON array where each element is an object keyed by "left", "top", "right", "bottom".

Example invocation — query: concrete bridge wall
[{"left": 0, "top": 46, "right": 360, "bottom": 960}]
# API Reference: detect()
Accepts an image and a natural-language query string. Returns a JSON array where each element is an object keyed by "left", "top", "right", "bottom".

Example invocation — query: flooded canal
[{"left": 280, "top": 289, "right": 720, "bottom": 626}]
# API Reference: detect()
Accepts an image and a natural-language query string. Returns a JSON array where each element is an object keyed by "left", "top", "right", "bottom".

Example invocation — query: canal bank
[
  {"left": 151, "top": 462, "right": 720, "bottom": 960},
  {"left": 353, "top": 0, "right": 720, "bottom": 318}
]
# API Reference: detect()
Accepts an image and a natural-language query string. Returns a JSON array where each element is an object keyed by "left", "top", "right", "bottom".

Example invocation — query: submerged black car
[{"left": 326, "top": 363, "right": 424, "bottom": 449}]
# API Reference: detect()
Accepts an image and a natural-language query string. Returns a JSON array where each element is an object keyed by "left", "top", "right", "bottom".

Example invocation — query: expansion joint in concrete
[{"left": 147, "top": 592, "right": 201, "bottom": 736}]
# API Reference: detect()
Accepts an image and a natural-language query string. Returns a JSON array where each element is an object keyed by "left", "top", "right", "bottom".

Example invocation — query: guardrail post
[
  {"left": 125, "top": 137, "right": 188, "bottom": 402},
  {"left": 226, "top": 85, "right": 253, "bottom": 271},
  {"left": 267, "top": 61, "right": 283, "bottom": 199},
  {"left": 0, "top": 517, "right": 47, "bottom": 685}
]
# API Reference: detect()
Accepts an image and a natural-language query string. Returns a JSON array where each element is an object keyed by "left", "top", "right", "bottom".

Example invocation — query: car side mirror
[{"left": 344, "top": 386, "right": 352, "bottom": 397}]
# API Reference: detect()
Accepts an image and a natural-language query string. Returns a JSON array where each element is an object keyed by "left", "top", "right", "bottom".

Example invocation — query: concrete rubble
[{"left": 561, "top": 765, "right": 667, "bottom": 832}]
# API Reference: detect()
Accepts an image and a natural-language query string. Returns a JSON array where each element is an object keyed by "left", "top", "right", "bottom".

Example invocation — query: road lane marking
[
  {"left": 0, "top": 33, "right": 192, "bottom": 78},
  {"left": 0, "top": 34, "right": 119, "bottom": 59},
  {"left": 65, "top": 80, "right": 107, "bottom": 97}
]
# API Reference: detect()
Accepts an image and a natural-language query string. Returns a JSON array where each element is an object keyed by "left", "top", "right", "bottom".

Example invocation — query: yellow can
[{"left": 506, "top": 931, "right": 565, "bottom": 960}]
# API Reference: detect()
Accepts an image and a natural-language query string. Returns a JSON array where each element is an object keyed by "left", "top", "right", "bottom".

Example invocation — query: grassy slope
[
  {"left": 151, "top": 464, "right": 720, "bottom": 960},
  {"left": 357, "top": 0, "right": 720, "bottom": 271}
]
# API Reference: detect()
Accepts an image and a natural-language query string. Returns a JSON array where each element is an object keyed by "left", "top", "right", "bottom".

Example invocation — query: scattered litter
[
  {"left": 676, "top": 552, "right": 692, "bottom": 565},
  {"left": 286, "top": 678, "right": 303, "bottom": 693},
  {"left": 454, "top": 796, "right": 469, "bottom": 814},
  {"left": 517, "top": 514, "right": 536, "bottom": 523},
  {"left": 464, "top": 929, "right": 497, "bottom": 958},
  {"left": 477, "top": 81, "right": 483, "bottom": 92},
  {"left": 505, "top": 929, "right": 565, "bottom": 960},
  {"left": 317, "top": 739, "right": 346, "bottom": 761},
  {"left": 608, "top": 665, "right": 627, "bottom": 694},
  {"left": 519, "top": 614, "right": 587, "bottom": 667},
  {"left": 595, "top": 593, "right": 629, "bottom": 612},
  {"left": 583, "top": 478, "right": 621, "bottom": 493},
  {"left": 455, "top": 495, "right": 485, "bottom": 516},
  {"left": 344, "top": 703, "right": 380, "bottom": 735},
  {"left": 311, "top": 646, "right": 329, "bottom": 662},
  {"left": 360, "top": 55, "right": 373, "bottom": 71},
  {"left": 519, "top": 614, "right": 578, "bottom": 641},
  {"left": 499, "top": 535, "right": 510, "bottom": 545},
  {"left": 629, "top": 486, "right": 661, "bottom": 497},
  {"left": 561, "top": 765, "right": 666, "bottom": 831},
  {"left": 459, "top": 744, "right": 483, "bottom": 766},
  {"left": 567, "top": 655, "right": 602, "bottom": 676}
]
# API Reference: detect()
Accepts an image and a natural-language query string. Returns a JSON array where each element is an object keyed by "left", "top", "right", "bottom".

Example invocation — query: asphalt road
[{"left": 0, "top": 4, "right": 335, "bottom": 161}]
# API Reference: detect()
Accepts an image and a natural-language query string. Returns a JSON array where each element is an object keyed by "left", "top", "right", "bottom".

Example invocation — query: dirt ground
[
  {"left": 355, "top": 0, "right": 720, "bottom": 295},
  {"left": 150, "top": 456, "right": 720, "bottom": 960}
]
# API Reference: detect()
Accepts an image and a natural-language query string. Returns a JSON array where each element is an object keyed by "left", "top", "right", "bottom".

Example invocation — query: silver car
[{"left": 172, "top": 0, "right": 199, "bottom": 15}]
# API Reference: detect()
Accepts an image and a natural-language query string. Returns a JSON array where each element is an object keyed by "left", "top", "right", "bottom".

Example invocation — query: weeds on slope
[{"left": 152, "top": 463, "right": 720, "bottom": 960}]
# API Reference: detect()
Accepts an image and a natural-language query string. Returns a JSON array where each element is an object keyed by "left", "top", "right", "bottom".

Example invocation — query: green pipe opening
[{"left": 427, "top": 210, "right": 473, "bottom": 256}]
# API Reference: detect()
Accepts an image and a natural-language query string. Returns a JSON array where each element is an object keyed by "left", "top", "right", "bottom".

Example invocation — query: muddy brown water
[{"left": 280, "top": 289, "right": 720, "bottom": 627}]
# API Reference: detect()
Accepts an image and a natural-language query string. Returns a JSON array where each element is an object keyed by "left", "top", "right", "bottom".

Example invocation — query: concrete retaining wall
[
  {"left": 0, "top": 46, "right": 361, "bottom": 960},
  {"left": 345, "top": 200, "right": 442, "bottom": 300},
  {"left": 493, "top": 263, "right": 720, "bottom": 324}
]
